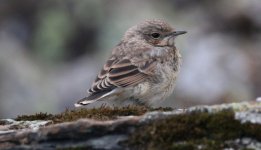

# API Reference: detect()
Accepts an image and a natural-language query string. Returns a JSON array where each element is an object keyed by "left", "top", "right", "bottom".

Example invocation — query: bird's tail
[
  {"left": 74, "top": 89, "right": 116, "bottom": 107},
  {"left": 74, "top": 97, "right": 97, "bottom": 107}
]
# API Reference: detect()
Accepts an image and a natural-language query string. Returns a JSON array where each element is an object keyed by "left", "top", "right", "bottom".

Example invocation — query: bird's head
[{"left": 123, "top": 19, "right": 186, "bottom": 47}]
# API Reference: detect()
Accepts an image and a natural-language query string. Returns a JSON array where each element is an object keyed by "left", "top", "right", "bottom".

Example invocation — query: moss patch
[
  {"left": 16, "top": 112, "right": 53, "bottom": 121},
  {"left": 125, "top": 110, "right": 261, "bottom": 150},
  {"left": 0, "top": 120, "right": 5, "bottom": 125},
  {"left": 15, "top": 105, "right": 173, "bottom": 124}
]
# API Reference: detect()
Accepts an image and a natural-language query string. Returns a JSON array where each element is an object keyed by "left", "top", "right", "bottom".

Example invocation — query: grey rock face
[{"left": 0, "top": 101, "right": 260, "bottom": 150}]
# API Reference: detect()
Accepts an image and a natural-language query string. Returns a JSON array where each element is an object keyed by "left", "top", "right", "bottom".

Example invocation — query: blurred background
[{"left": 0, "top": 0, "right": 261, "bottom": 118}]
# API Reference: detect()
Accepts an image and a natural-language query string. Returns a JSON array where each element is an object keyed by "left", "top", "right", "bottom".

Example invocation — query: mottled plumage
[{"left": 75, "top": 19, "right": 186, "bottom": 107}]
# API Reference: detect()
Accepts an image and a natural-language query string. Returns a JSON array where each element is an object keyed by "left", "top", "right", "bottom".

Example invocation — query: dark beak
[{"left": 172, "top": 31, "right": 187, "bottom": 36}]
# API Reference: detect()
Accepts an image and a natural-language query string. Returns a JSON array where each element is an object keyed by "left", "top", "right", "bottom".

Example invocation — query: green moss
[
  {"left": 15, "top": 105, "right": 172, "bottom": 124},
  {"left": 125, "top": 110, "right": 261, "bottom": 150},
  {"left": 0, "top": 120, "right": 6, "bottom": 125},
  {"left": 16, "top": 112, "right": 53, "bottom": 121}
]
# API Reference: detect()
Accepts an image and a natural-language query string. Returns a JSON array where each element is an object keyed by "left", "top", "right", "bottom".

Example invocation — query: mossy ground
[
  {"left": 0, "top": 120, "right": 5, "bottom": 125},
  {"left": 125, "top": 110, "right": 261, "bottom": 150},
  {"left": 14, "top": 106, "right": 261, "bottom": 149},
  {"left": 15, "top": 105, "right": 172, "bottom": 124}
]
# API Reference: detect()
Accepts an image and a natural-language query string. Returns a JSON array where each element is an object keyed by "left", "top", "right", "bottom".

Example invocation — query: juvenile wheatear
[{"left": 75, "top": 19, "right": 186, "bottom": 107}]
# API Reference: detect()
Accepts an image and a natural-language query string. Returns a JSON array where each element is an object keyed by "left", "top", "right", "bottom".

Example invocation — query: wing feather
[{"left": 80, "top": 56, "right": 156, "bottom": 105}]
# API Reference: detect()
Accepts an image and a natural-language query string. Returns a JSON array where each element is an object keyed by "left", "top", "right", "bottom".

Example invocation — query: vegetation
[
  {"left": 14, "top": 105, "right": 261, "bottom": 149},
  {"left": 125, "top": 110, "right": 261, "bottom": 150},
  {"left": 15, "top": 105, "right": 172, "bottom": 124}
]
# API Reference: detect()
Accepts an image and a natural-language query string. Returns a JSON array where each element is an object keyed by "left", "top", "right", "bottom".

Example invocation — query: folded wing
[{"left": 75, "top": 56, "right": 157, "bottom": 106}]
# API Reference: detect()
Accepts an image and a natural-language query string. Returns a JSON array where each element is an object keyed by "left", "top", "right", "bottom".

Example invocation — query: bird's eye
[{"left": 151, "top": 33, "right": 161, "bottom": 39}]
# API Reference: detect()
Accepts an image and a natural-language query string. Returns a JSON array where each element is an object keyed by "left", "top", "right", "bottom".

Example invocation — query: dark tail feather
[
  {"left": 74, "top": 97, "right": 97, "bottom": 107},
  {"left": 74, "top": 89, "right": 115, "bottom": 107}
]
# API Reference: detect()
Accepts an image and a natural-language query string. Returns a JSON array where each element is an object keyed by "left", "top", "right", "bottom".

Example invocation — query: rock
[
  {"left": 0, "top": 101, "right": 260, "bottom": 150},
  {"left": 0, "top": 119, "right": 51, "bottom": 135}
]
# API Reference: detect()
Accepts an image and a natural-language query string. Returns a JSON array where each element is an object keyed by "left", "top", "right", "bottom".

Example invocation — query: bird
[{"left": 75, "top": 19, "right": 186, "bottom": 107}]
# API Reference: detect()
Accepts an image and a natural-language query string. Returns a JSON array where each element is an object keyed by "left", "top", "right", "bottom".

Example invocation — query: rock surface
[{"left": 0, "top": 101, "right": 261, "bottom": 150}]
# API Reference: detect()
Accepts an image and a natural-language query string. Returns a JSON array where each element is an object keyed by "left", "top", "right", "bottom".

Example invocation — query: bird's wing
[
  {"left": 89, "top": 56, "right": 157, "bottom": 92},
  {"left": 75, "top": 56, "right": 157, "bottom": 106}
]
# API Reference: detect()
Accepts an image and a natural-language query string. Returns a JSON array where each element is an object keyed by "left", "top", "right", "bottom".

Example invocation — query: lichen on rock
[{"left": 0, "top": 101, "right": 260, "bottom": 150}]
